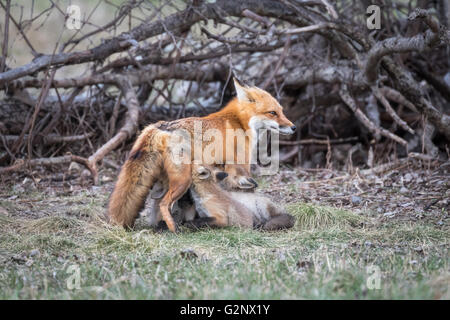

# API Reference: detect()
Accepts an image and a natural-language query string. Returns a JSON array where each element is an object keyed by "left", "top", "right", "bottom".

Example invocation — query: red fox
[
  {"left": 107, "top": 78, "right": 295, "bottom": 232},
  {"left": 145, "top": 165, "right": 295, "bottom": 231},
  {"left": 186, "top": 164, "right": 295, "bottom": 230}
]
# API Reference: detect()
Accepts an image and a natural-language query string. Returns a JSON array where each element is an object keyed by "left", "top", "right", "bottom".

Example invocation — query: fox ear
[
  {"left": 233, "top": 77, "right": 250, "bottom": 102},
  {"left": 238, "top": 176, "right": 258, "bottom": 189},
  {"left": 196, "top": 166, "right": 211, "bottom": 180}
]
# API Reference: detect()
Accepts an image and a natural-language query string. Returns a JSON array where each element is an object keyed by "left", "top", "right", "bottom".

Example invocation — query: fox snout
[
  {"left": 278, "top": 113, "right": 296, "bottom": 135},
  {"left": 250, "top": 116, "right": 296, "bottom": 135},
  {"left": 279, "top": 125, "right": 296, "bottom": 135}
]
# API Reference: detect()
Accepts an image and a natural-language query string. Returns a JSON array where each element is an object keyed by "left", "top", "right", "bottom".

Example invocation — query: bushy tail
[{"left": 107, "top": 127, "right": 164, "bottom": 228}]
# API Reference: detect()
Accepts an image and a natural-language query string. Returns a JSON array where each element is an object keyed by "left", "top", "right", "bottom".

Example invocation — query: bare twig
[
  {"left": 339, "top": 84, "right": 407, "bottom": 146},
  {"left": 285, "top": 23, "right": 333, "bottom": 34},
  {"left": 0, "top": 0, "right": 11, "bottom": 73},
  {"left": 379, "top": 86, "right": 418, "bottom": 112},
  {"left": 0, "top": 0, "right": 37, "bottom": 56},
  {"left": 371, "top": 86, "right": 415, "bottom": 135},
  {"left": 0, "top": 155, "right": 93, "bottom": 175},
  {"left": 261, "top": 35, "right": 291, "bottom": 89},
  {"left": 242, "top": 9, "right": 272, "bottom": 28},
  {"left": 86, "top": 77, "right": 140, "bottom": 184},
  {"left": 280, "top": 137, "right": 359, "bottom": 145},
  {"left": 365, "top": 9, "right": 448, "bottom": 84}
]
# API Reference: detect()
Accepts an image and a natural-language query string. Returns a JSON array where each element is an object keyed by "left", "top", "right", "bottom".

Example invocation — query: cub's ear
[
  {"left": 238, "top": 176, "right": 258, "bottom": 189},
  {"left": 215, "top": 171, "right": 228, "bottom": 182},
  {"left": 233, "top": 77, "right": 251, "bottom": 102},
  {"left": 196, "top": 166, "right": 211, "bottom": 180}
]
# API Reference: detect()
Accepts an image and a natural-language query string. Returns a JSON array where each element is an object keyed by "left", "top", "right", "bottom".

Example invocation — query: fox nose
[{"left": 291, "top": 125, "right": 297, "bottom": 132}]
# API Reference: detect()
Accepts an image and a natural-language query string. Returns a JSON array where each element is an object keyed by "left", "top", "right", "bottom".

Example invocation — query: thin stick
[
  {"left": 285, "top": 23, "right": 333, "bottom": 35},
  {"left": 0, "top": 0, "right": 37, "bottom": 56},
  {"left": 280, "top": 137, "right": 359, "bottom": 145},
  {"left": 372, "top": 86, "right": 415, "bottom": 135},
  {"left": 0, "top": 0, "right": 11, "bottom": 72},
  {"left": 261, "top": 35, "right": 291, "bottom": 89},
  {"left": 339, "top": 84, "right": 407, "bottom": 146}
]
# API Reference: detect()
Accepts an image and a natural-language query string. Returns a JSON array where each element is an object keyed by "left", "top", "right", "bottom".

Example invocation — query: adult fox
[{"left": 107, "top": 78, "right": 296, "bottom": 232}]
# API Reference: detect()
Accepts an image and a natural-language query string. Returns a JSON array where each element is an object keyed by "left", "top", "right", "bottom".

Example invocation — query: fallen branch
[
  {"left": 0, "top": 0, "right": 10, "bottom": 73},
  {"left": 382, "top": 57, "right": 450, "bottom": 140},
  {"left": 371, "top": 86, "right": 415, "bottom": 135},
  {"left": 3, "top": 133, "right": 94, "bottom": 146},
  {"left": 320, "top": 0, "right": 338, "bottom": 19},
  {"left": 242, "top": 9, "right": 272, "bottom": 28},
  {"left": 7, "top": 63, "right": 226, "bottom": 90},
  {"left": 86, "top": 77, "right": 139, "bottom": 185},
  {"left": 339, "top": 84, "right": 407, "bottom": 146},
  {"left": 379, "top": 86, "right": 418, "bottom": 112},
  {"left": 261, "top": 35, "right": 291, "bottom": 89},
  {"left": 280, "top": 137, "right": 359, "bottom": 145},
  {"left": 285, "top": 23, "right": 334, "bottom": 35},
  {"left": 0, "top": 0, "right": 297, "bottom": 86},
  {"left": 0, "top": 155, "right": 93, "bottom": 175},
  {"left": 280, "top": 145, "right": 299, "bottom": 162},
  {"left": 359, "top": 158, "right": 410, "bottom": 176},
  {"left": 44, "top": 133, "right": 94, "bottom": 145},
  {"left": 359, "top": 152, "right": 442, "bottom": 176},
  {"left": 365, "top": 9, "right": 448, "bottom": 84}
]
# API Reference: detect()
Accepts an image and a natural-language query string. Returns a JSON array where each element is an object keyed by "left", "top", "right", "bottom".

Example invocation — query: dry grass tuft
[{"left": 287, "top": 203, "right": 364, "bottom": 230}]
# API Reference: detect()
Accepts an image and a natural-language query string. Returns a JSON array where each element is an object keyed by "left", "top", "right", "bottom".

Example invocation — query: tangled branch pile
[{"left": 0, "top": 0, "right": 449, "bottom": 183}]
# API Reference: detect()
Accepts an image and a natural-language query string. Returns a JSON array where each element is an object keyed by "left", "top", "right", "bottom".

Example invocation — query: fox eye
[
  {"left": 248, "top": 97, "right": 255, "bottom": 103},
  {"left": 268, "top": 111, "right": 277, "bottom": 116}
]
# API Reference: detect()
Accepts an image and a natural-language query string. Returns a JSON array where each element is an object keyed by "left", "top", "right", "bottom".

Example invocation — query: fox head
[
  {"left": 193, "top": 165, "right": 256, "bottom": 191},
  {"left": 233, "top": 78, "right": 296, "bottom": 135}
]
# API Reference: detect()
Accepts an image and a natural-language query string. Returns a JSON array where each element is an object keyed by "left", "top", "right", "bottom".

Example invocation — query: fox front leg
[{"left": 159, "top": 160, "right": 192, "bottom": 232}]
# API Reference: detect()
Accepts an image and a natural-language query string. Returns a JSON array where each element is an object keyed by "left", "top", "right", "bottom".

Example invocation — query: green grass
[{"left": 0, "top": 198, "right": 448, "bottom": 299}]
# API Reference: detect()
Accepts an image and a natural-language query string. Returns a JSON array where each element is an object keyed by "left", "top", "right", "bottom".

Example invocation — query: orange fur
[
  {"left": 107, "top": 80, "right": 295, "bottom": 232},
  {"left": 108, "top": 127, "right": 167, "bottom": 228},
  {"left": 189, "top": 165, "right": 295, "bottom": 230}
]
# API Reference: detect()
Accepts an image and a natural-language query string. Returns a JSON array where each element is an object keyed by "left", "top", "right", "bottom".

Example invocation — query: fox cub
[{"left": 188, "top": 165, "right": 295, "bottom": 230}]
